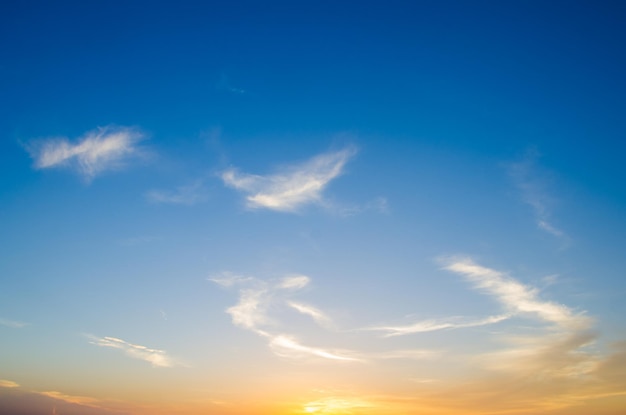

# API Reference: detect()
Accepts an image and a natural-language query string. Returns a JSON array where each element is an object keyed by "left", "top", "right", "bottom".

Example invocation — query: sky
[{"left": 1, "top": 1, "right": 626, "bottom": 414}]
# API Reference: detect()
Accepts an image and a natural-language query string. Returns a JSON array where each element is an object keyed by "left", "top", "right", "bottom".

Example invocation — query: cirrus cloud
[
  {"left": 221, "top": 146, "right": 356, "bottom": 212},
  {"left": 87, "top": 335, "right": 179, "bottom": 368},
  {"left": 26, "top": 125, "right": 147, "bottom": 181}
]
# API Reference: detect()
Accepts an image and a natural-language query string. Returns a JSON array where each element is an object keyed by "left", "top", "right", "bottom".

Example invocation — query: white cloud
[
  {"left": 277, "top": 274, "right": 310, "bottom": 290},
  {"left": 441, "top": 257, "right": 590, "bottom": 329},
  {"left": 26, "top": 125, "right": 146, "bottom": 180},
  {"left": 217, "top": 276, "right": 311, "bottom": 335},
  {"left": 366, "top": 314, "right": 510, "bottom": 337},
  {"left": 88, "top": 335, "right": 177, "bottom": 367},
  {"left": 372, "top": 349, "right": 443, "bottom": 360},
  {"left": 145, "top": 180, "right": 207, "bottom": 205},
  {"left": 221, "top": 147, "right": 356, "bottom": 212},
  {"left": 0, "top": 317, "right": 29, "bottom": 328},
  {"left": 226, "top": 287, "right": 271, "bottom": 333},
  {"left": 214, "top": 275, "right": 310, "bottom": 334}
]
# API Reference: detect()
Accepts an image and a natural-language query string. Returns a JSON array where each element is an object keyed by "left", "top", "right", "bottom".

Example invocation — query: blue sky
[{"left": 1, "top": 1, "right": 626, "bottom": 415}]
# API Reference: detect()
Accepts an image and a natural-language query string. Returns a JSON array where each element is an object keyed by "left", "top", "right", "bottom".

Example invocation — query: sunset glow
[{"left": 1, "top": 1, "right": 626, "bottom": 415}]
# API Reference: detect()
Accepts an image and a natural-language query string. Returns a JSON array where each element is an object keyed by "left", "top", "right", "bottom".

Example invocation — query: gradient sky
[{"left": 1, "top": 1, "right": 626, "bottom": 414}]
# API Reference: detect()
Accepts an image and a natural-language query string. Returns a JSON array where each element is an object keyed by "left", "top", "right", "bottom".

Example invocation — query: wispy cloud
[
  {"left": 366, "top": 314, "right": 510, "bottom": 337},
  {"left": 277, "top": 274, "right": 311, "bottom": 290},
  {"left": 212, "top": 273, "right": 364, "bottom": 362},
  {"left": 477, "top": 329, "right": 599, "bottom": 377},
  {"left": 221, "top": 146, "right": 356, "bottom": 212},
  {"left": 372, "top": 349, "right": 443, "bottom": 360},
  {"left": 441, "top": 256, "right": 590, "bottom": 329},
  {"left": 213, "top": 272, "right": 451, "bottom": 364},
  {"left": 0, "top": 317, "right": 29, "bottom": 328},
  {"left": 145, "top": 180, "right": 207, "bottom": 205},
  {"left": 87, "top": 335, "right": 178, "bottom": 367},
  {"left": 40, "top": 390, "right": 100, "bottom": 406},
  {"left": 209, "top": 259, "right": 626, "bottom": 415},
  {"left": 0, "top": 386, "right": 125, "bottom": 415},
  {"left": 508, "top": 150, "right": 568, "bottom": 241},
  {"left": 411, "top": 333, "right": 626, "bottom": 414},
  {"left": 0, "top": 379, "right": 19, "bottom": 388},
  {"left": 413, "top": 256, "right": 618, "bottom": 414},
  {"left": 26, "top": 125, "right": 146, "bottom": 180},
  {"left": 216, "top": 73, "right": 246, "bottom": 94},
  {"left": 226, "top": 287, "right": 272, "bottom": 333},
  {"left": 217, "top": 275, "right": 311, "bottom": 334},
  {"left": 208, "top": 272, "right": 253, "bottom": 287},
  {"left": 301, "top": 396, "right": 375, "bottom": 414},
  {"left": 269, "top": 335, "right": 360, "bottom": 362},
  {"left": 287, "top": 301, "right": 333, "bottom": 328},
  {"left": 334, "top": 196, "right": 390, "bottom": 217}
]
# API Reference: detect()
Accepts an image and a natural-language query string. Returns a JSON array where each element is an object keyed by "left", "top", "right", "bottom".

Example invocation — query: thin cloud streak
[
  {"left": 221, "top": 146, "right": 356, "bottom": 212},
  {"left": 145, "top": 180, "right": 207, "bottom": 205},
  {"left": 26, "top": 125, "right": 146, "bottom": 180},
  {"left": 441, "top": 257, "right": 590, "bottom": 329},
  {"left": 414, "top": 333, "right": 626, "bottom": 415},
  {"left": 366, "top": 314, "right": 510, "bottom": 337},
  {"left": 208, "top": 272, "right": 253, "bottom": 287},
  {"left": 334, "top": 196, "right": 390, "bottom": 217},
  {"left": 87, "top": 335, "right": 177, "bottom": 367},
  {"left": 371, "top": 349, "right": 443, "bottom": 360},
  {"left": 41, "top": 391, "right": 100, "bottom": 406},
  {"left": 287, "top": 301, "right": 333, "bottom": 328},
  {"left": 0, "top": 386, "right": 124, "bottom": 415},
  {"left": 0, "top": 317, "right": 29, "bottom": 328},
  {"left": 269, "top": 335, "right": 361, "bottom": 362},
  {"left": 508, "top": 151, "right": 568, "bottom": 241}
]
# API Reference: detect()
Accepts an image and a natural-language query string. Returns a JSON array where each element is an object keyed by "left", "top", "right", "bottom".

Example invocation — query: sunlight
[{"left": 299, "top": 397, "right": 373, "bottom": 414}]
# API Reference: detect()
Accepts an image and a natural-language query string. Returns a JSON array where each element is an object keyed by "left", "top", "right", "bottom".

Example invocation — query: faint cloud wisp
[
  {"left": 0, "top": 317, "right": 29, "bottom": 328},
  {"left": 508, "top": 151, "right": 569, "bottom": 242},
  {"left": 145, "top": 180, "right": 207, "bottom": 205},
  {"left": 216, "top": 73, "right": 246, "bottom": 95}
]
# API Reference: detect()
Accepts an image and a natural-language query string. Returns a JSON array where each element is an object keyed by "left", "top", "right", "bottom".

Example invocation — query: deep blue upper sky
[{"left": 2, "top": 1, "right": 625, "bottom": 157}]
